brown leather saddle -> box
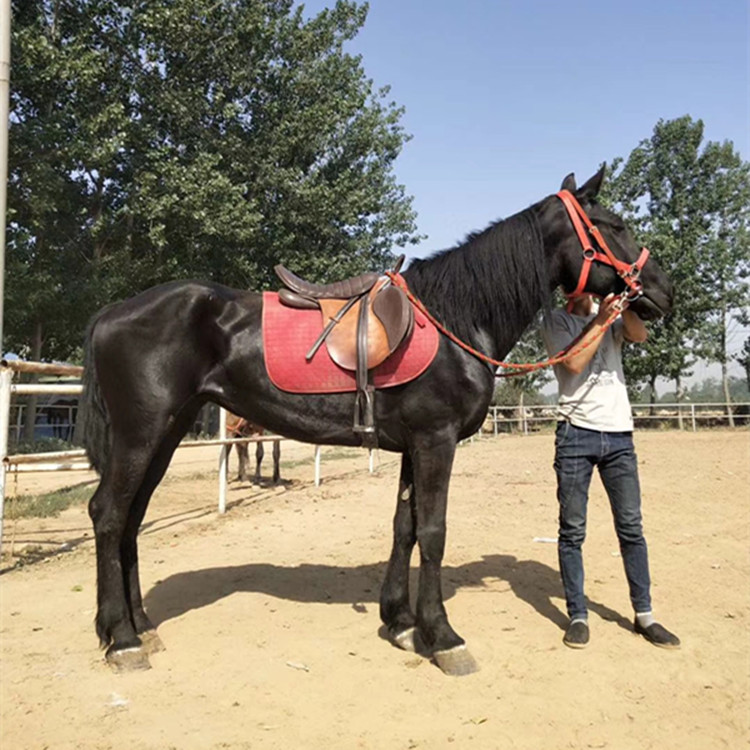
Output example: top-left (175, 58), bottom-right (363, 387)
top-left (274, 255), bottom-right (413, 446)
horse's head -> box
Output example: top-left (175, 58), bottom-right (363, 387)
top-left (542, 167), bottom-right (673, 320)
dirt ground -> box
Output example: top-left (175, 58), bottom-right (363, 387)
top-left (1, 430), bottom-right (748, 750)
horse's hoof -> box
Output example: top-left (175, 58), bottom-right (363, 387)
top-left (391, 626), bottom-right (417, 652)
top-left (433, 645), bottom-right (479, 676)
top-left (138, 630), bottom-right (166, 655)
top-left (105, 645), bottom-right (151, 673)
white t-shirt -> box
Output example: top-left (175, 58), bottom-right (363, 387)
top-left (542, 308), bottom-right (633, 432)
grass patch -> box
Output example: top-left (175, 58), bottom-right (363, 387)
top-left (161, 470), bottom-right (213, 485)
top-left (11, 437), bottom-right (77, 455)
top-left (6, 483), bottom-right (95, 519)
top-left (280, 447), bottom-right (364, 471)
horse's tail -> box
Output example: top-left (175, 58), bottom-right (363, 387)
top-left (81, 315), bottom-right (111, 475)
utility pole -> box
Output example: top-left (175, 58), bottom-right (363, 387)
top-left (0, 0), bottom-right (9, 559)
top-left (0, 0), bottom-right (9, 356)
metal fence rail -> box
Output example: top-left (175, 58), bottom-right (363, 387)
top-left (485, 402), bottom-right (750, 435)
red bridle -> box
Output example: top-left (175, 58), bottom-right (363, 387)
top-left (557, 189), bottom-right (649, 306)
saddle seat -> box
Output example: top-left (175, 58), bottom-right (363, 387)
top-left (274, 265), bottom-right (381, 301)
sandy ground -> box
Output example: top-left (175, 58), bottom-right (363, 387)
top-left (0, 430), bottom-right (748, 750)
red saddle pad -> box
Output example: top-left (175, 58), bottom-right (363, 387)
top-left (262, 290), bottom-right (439, 394)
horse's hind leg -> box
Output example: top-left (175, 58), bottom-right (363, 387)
top-left (236, 443), bottom-right (249, 482)
top-left (380, 453), bottom-right (418, 651)
top-left (271, 439), bottom-right (281, 484)
top-left (121, 402), bottom-right (202, 656)
top-left (89, 440), bottom-right (160, 671)
top-left (254, 440), bottom-right (264, 484)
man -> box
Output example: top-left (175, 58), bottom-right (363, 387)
top-left (542, 293), bottom-right (680, 650)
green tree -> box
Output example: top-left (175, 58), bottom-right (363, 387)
top-left (691, 144), bottom-right (750, 423)
top-left (6, 0), bottom-right (110, 362)
top-left (684, 376), bottom-right (750, 403)
top-left (735, 334), bottom-right (750, 392)
top-left (6, 0), bottom-right (421, 363)
top-left (603, 116), bottom-right (750, 406)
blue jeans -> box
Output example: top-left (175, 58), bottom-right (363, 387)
top-left (554, 422), bottom-right (651, 620)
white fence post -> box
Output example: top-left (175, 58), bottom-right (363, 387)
top-left (314, 445), bottom-right (321, 486)
top-left (0, 366), bottom-right (12, 559)
top-left (217, 408), bottom-right (228, 514)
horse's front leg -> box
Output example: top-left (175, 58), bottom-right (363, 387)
top-left (412, 437), bottom-right (478, 676)
top-left (380, 453), bottom-right (418, 651)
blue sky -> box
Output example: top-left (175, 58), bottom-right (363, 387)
top-left (300, 0), bottom-right (748, 384)
top-left (301, 0), bottom-right (748, 260)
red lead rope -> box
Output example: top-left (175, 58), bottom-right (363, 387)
top-left (385, 271), bottom-right (625, 377)
top-left (383, 189), bottom-right (649, 376)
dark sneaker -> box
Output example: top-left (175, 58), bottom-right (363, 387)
top-left (563, 620), bottom-right (589, 649)
top-left (634, 620), bottom-right (681, 649)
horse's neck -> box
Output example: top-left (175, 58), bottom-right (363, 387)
top-left (490, 309), bottom-right (541, 362)
top-left (404, 209), bottom-right (549, 362)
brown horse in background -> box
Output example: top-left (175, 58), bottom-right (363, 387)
top-left (225, 413), bottom-right (281, 484)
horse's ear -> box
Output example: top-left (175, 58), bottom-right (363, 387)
top-left (560, 173), bottom-right (577, 192)
top-left (577, 164), bottom-right (606, 200)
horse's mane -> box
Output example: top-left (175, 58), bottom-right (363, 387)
top-left (402, 205), bottom-right (550, 355)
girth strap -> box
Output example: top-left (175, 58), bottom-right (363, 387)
top-left (353, 297), bottom-right (377, 448)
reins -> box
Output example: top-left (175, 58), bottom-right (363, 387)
top-left (385, 190), bottom-right (648, 377)
top-left (385, 271), bottom-right (625, 376)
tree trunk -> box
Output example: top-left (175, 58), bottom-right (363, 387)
top-left (198, 402), bottom-right (213, 437)
top-left (722, 359), bottom-right (734, 428)
top-left (675, 375), bottom-right (684, 430)
top-left (648, 375), bottom-right (657, 418)
top-left (21, 321), bottom-right (44, 444)
top-left (719, 298), bottom-right (735, 427)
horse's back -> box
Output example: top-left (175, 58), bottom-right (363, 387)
top-left (94, 280), bottom-right (255, 325)
top-left (86, 281), bottom-right (263, 417)
top-left (90, 281), bottom-right (259, 352)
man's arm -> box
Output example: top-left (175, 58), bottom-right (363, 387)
top-left (622, 309), bottom-right (647, 343)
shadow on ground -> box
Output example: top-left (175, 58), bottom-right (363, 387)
top-left (144, 553), bottom-right (631, 633)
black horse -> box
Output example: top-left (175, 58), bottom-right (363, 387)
top-left (82, 168), bottom-right (673, 674)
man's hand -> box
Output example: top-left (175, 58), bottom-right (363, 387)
top-left (561, 293), bottom-right (633, 375)
top-left (594, 293), bottom-right (646, 342)
top-left (595, 293), bottom-right (628, 324)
